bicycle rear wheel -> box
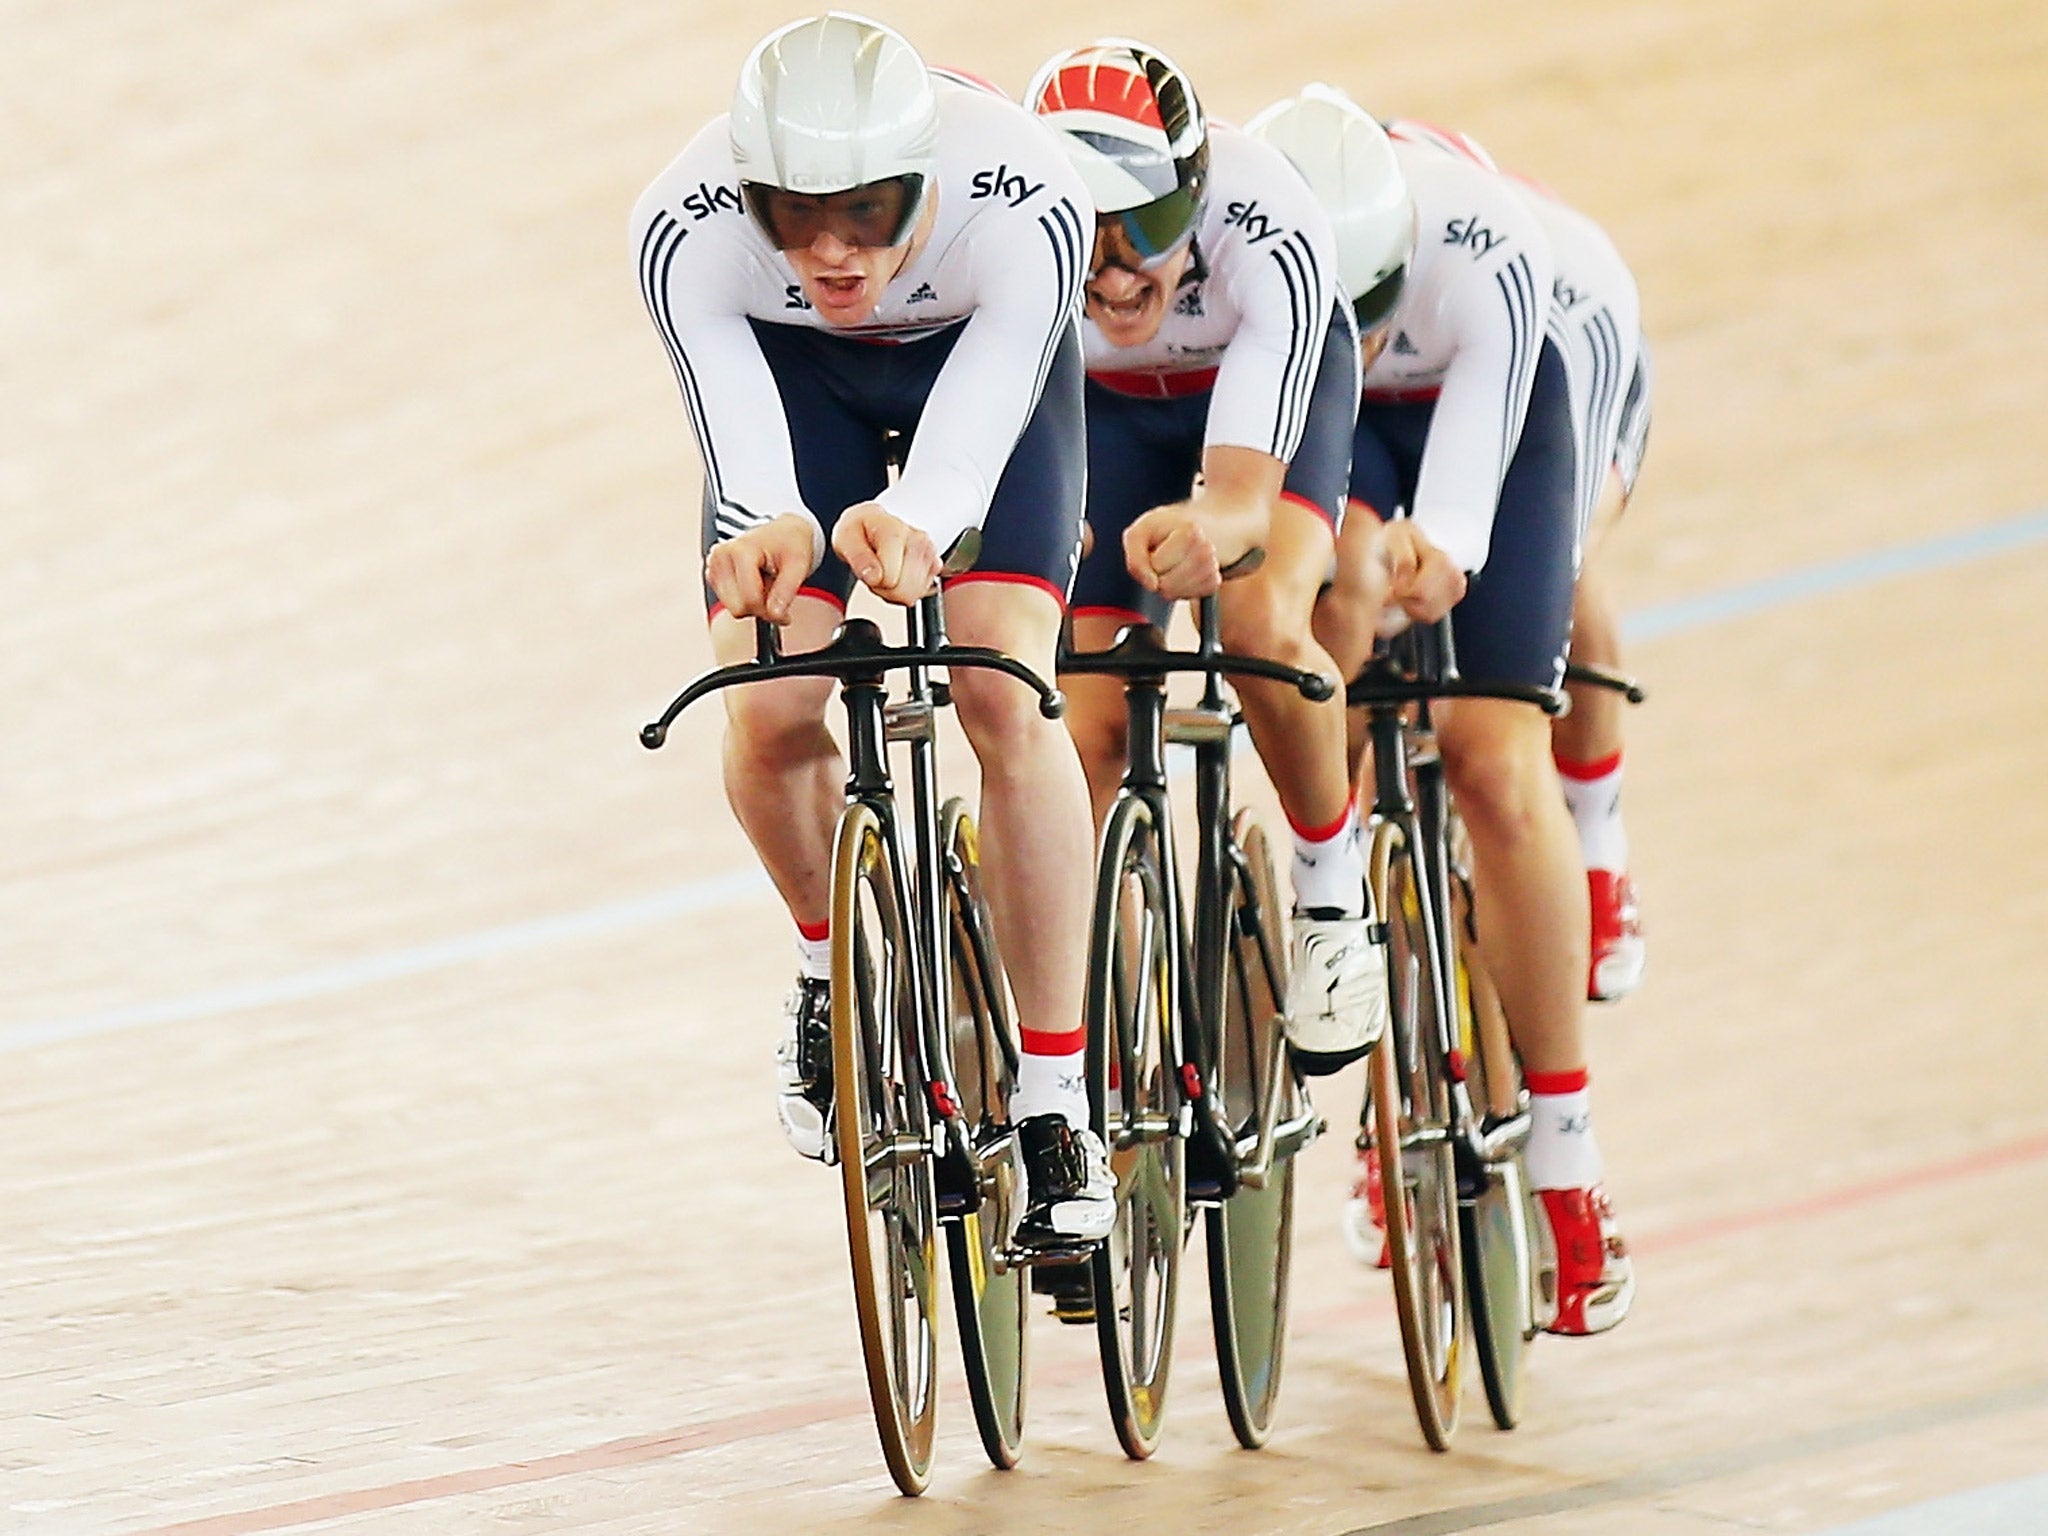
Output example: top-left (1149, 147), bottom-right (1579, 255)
top-left (1206, 812), bottom-right (1299, 1449)
top-left (1449, 827), bottom-right (1549, 1430)
top-left (831, 802), bottom-right (941, 1496)
top-left (937, 800), bottom-right (1029, 1471)
top-left (1366, 817), bottom-right (1465, 1451)
top-left (1087, 792), bottom-right (1186, 1460)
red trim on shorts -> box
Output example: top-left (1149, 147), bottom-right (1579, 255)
top-left (1363, 384), bottom-right (1443, 405)
top-left (705, 586), bottom-right (847, 625)
top-left (1088, 367), bottom-right (1221, 399)
top-left (1279, 489), bottom-right (1338, 531)
top-left (942, 570), bottom-right (1068, 609)
top-left (1072, 603), bottom-right (1150, 627)
top-left (1020, 1024), bottom-right (1088, 1057)
top-left (1285, 797), bottom-right (1355, 844)
top-left (1555, 750), bottom-right (1623, 781)
top-left (795, 917), bottom-right (830, 943)
top-left (1527, 1068), bottom-right (1590, 1096)
top-left (1347, 496), bottom-right (1394, 525)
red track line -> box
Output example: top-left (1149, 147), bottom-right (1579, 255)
top-left (133, 1130), bottom-right (2048, 1536)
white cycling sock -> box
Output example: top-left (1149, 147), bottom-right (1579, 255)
top-left (794, 924), bottom-right (831, 982)
top-left (1290, 802), bottom-right (1365, 916)
top-left (1524, 1072), bottom-right (1605, 1191)
top-left (1557, 752), bottom-right (1629, 875)
top-left (1010, 1024), bottom-right (1089, 1132)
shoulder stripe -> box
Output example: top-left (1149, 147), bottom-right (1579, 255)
top-left (1493, 252), bottom-right (1540, 494)
top-left (638, 212), bottom-right (765, 529)
top-left (1029, 199), bottom-right (1087, 417)
top-left (1264, 231), bottom-right (1329, 460)
top-left (1574, 305), bottom-right (1626, 534)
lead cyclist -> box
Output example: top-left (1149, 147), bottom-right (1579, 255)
top-left (629, 13), bottom-right (1113, 1245)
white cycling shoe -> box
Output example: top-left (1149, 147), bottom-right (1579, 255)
top-left (774, 978), bottom-right (835, 1163)
top-left (1015, 1114), bottom-right (1115, 1245)
top-left (1282, 908), bottom-right (1389, 1076)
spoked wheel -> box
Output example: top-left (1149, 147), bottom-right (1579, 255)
top-left (1448, 824), bottom-right (1549, 1430)
top-left (1366, 817), bottom-right (1465, 1451)
top-left (937, 800), bottom-right (1029, 1471)
top-left (1206, 812), bottom-right (1299, 1449)
top-left (831, 802), bottom-right (941, 1496)
top-left (1086, 793), bottom-right (1186, 1460)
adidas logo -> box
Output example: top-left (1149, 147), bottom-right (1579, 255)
top-left (1392, 331), bottom-right (1419, 356)
top-left (906, 281), bottom-right (938, 305)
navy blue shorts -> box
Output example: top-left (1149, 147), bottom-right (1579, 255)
top-left (701, 319), bottom-right (1086, 612)
top-left (1348, 339), bottom-right (1577, 690)
top-left (1070, 306), bottom-right (1356, 628)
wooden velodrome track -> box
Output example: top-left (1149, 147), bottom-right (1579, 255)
top-left (7, 0), bottom-right (2046, 1531)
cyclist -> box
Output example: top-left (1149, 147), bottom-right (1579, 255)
top-left (1027, 41), bottom-right (1386, 1077)
top-left (1248, 84), bottom-right (1634, 1334)
top-left (1387, 120), bottom-right (1653, 1003)
top-left (629, 13), bottom-right (1112, 1244)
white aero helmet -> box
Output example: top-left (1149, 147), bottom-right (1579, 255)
top-left (1246, 84), bottom-right (1414, 330)
top-left (730, 13), bottom-right (938, 249)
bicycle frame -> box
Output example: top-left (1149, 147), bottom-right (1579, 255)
top-left (1063, 598), bottom-right (1332, 1199)
top-left (642, 592), bottom-right (1066, 1249)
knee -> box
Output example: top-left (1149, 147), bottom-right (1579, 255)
top-left (724, 678), bottom-right (831, 765)
top-left (950, 668), bottom-right (1056, 765)
top-left (1218, 578), bottom-right (1300, 661)
top-left (1442, 734), bottom-right (1553, 838)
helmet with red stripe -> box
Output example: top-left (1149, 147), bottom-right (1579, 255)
top-left (1026, 41), bottom-right (1209, 263)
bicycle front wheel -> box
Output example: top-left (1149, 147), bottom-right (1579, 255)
top-left (937, 799), bottom-right (1029, 1471)
top-left (1449, 823), bottom-right (1545, 1430)
top-left (1087, 792), bottom-right (1186, 1460)
top-left (1367, 817), bottom-right (1465, 1451)
top-left (1206, 811), bottom-right (1298, 1449)
top-left (831, 802), bottom-right (941, 1496)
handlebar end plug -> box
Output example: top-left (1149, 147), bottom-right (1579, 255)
top-left (640, 722), bottom-right (668, 750)
top-left (1040, 689), bottom-right (1067, 721)
top-left (1300, 673), bottom-right (1336, 703)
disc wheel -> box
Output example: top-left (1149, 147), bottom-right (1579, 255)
top-left (831, 802), bottom-right (940, 1496)
top-left (1086, 793), bottom-right (1186, 1460)
top-left (1448, 823), bottom-right (1544, 1430)
top-left (1366, 817), bottom-right (1465, 1452)
top-left (937, 800), bottom-right (1029, 1470)
top-left (1206, 812), bottom-right (1299, 1449)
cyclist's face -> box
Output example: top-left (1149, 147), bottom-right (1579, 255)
top-left (1085, 222), bottom-right (1194, 348)
top-left (774, 188), bottom-right (935, 328)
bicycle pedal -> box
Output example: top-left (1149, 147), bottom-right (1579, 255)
top-left (1029, 1264), bottom-right (1097, 1324)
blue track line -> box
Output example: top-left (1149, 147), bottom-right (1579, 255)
top-left (6, 506), bottom-right (2045, 1055)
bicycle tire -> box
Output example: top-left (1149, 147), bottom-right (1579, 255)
top-left (937, 800), bottom-right (1029, 1471)
top-left (1206, 812), bottom-right (1298, 1449)
top-left (1366, 817), bottom-right (1465, 1451)
top-left (831, 802), bottom-right (941, 1496)
top-left (1086, 792), bottom-right (1186, 1460)
top-left (1448, 826), bottom-right (1549, 1430)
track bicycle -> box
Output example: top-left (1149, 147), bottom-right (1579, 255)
top-left (1056, 577), bottom-right (1333, 1456)
top-left (641, 535), bottom-right (1089, 1496)
top-left (1346, 619), bottom-right (1571, 1449)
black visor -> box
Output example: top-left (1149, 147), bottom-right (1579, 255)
top-left (1352, 265), bottom-right (1409, 333)
top-left (742, 175), bottom-right (926, 252)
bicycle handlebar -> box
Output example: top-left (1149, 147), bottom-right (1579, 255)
top-left (1057, 620), bottom-right (1336, 702)
top-left (1563, 661), bottom-right (1647, 704)
top-left (1344, 619), bottom-right (1566, 716)
top-left (640, 614), bottom-right (1066, 750)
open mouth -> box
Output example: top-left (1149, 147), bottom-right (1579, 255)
top-left (1087, 284), bottom-right (1158, 326)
